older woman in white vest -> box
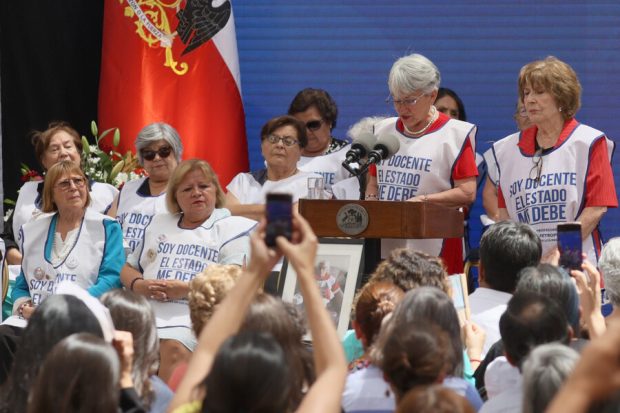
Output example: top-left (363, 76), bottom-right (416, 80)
top-left (121, 159), bottom-right (256, 381)
top-left (108, 122), bottom-right (184, 254)
top-left (3, 122), bottom-right (118, 265)
top-left (12, 161), bottom-right (125, 319)
top-left (493, 56), bottom-right (617, 263)
top-left (365, 53), bottom-right (478, 275)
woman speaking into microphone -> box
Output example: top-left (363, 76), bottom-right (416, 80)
top-left (365, 53), bottom-right (478, 274)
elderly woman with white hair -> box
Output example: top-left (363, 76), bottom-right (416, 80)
top-left (108, 122), bottom-right (184, 254)
top-left (599, 237), bottom-right (620, 319)
top-left (365, 53), bottom-right (478, 274)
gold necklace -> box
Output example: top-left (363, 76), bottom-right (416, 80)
top-left (403, 106), bottom-right (437, 136)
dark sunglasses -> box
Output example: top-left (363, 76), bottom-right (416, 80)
top-left (305, 119), bottom-right (324, 131)
top-left (142, 146), bottom-right (173, 161)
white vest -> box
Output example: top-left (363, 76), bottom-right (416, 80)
top-left (226, 170), bottom-right (325, 204)
top-left (136, 209), bottom-right (255, 327)
top-left (116, 177), bottom-right (167, 253)
top-left (373, 117), bottom-right (476, 257)
top-left (20, 210), bottom-right (111, 306)
top-left (493, 124), bottom-right (613, 262)
top-left (13, 180), bottom-right (117, 243)
top-left (297, 144), bottom-right (351, 190)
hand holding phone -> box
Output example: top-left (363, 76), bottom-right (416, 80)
top-left (557, 222), bottom-right (582, 271)
top-left (265, 193), bottom-right (293, 247)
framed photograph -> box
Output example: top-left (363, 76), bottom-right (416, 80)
top-left (448, 273), bottom-right (471, 324)
top-left (281, 238), bottom-right (364, 338)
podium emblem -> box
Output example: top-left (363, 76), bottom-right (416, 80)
top-left (336, 204), bottom-right (369, 236)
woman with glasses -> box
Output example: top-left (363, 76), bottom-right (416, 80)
top-left (493, 56), bottom-right (617, 263)
top-left (365, 53), bottom-right (478, 274)
top-left (108, 122), bottom-right (184, 254)
top-left (288, 88), bottom-right (351, 191)
top-left (121, 159), bottom-right (255, 381)
top-left (225, 115), bottom-right (325, 220)
top-left (11, 161), bottom-right (124, 320)
top-left (2, 122), bottom-right (118, 266)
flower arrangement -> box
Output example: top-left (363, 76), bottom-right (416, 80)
top-left (82, 121), bottom-right (146, 189)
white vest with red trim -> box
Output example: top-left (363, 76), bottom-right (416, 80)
top-left (373, 117), bottom-right (476, 258)
top-left (493, 124), bottom-right (613, 262)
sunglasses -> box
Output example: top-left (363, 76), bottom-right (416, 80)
top-left (142, 146), bottom-right (173, 161)
top-left (305, 119), bottom-right (324, 131)
top-left (56, 177), bottom-right (86, 192)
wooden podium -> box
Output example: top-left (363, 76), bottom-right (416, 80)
top-left (298, 199), bottom-right (464, 239)
top-left (299, 199), bottom-right (464, 278)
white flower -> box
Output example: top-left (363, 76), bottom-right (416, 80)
top-left (4, 208), bottom-right (13, 223)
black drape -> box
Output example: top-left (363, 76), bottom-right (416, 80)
top-left (0, 1), bottom-right (103, 200)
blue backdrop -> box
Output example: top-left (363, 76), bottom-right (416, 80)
top-left (234, 1), bottom-right (620, 247)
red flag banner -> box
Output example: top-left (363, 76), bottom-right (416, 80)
top-left (98, 0), bottom-right (248, 186)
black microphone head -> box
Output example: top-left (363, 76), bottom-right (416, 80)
top-left (352, 131), bottom-right (377, 153)
top-left (375, 134), bottom-right (401, 158)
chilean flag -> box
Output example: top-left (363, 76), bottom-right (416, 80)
top-left (98, 0), bottom-right (248, 186)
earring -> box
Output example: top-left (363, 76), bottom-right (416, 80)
top-left (559, 107), bottom-right (563, 112)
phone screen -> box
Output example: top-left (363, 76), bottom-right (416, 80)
top-left (265, 193), bottom-right (292, 247)
top-left (557, 223), bottom-right (582, 271)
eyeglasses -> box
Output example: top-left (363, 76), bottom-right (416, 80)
top-left (386, 93), bottom-right (427, 108)
top-left (305, 119), bottom-right (324, 131)
top-left (529, 149), bottom-right (543, 182)
top-left (55, 177), bottom-right (86, 191)
top-left (265, 134), bottom-right (299, 147)
top-left (142, 146), bottom-right (173, 161)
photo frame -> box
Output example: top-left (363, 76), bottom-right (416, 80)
top-left (448, 273), bottom-right (471, 325)
top-left (281, 238), bottom-right (364, 338)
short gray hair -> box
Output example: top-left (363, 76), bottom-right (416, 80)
top-left (599, 237), bottom-right (620, 307)
top-left (388, 53), bottom-right (441, 97)
top-left (522, 343), bottom-right (579, 413)
top-left (134, 122), bottom-right (184, 165)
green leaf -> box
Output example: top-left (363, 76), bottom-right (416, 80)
top-left (81, 136), bottom-right (90, 155)
top-left (113, 128), bottom-right (120, 147)
top-left (99, 128), bottom-right (116, 142)
top-left (91, 121), bottom-right (98, 138)
top-left (4, 199), bottom-right (16, 207)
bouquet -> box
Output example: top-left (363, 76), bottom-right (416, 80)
top-left (82, 121), bottom-right (146, 189)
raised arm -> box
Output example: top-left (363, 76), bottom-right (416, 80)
top-left (277, 214), bottom-right (348, 413)
top-left (167, 220), bottom-right (280, 412)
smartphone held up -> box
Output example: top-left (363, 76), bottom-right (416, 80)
top-left (265, 193), bottom-right (293, 247)
top-left (557, 222), bottom-right (582, 271)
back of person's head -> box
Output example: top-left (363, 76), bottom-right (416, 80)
top-left (369, 248), bottom-right (450, 294)
top-left (375, 321), bottom-right (450, 401)
top-left (202, 331), bottom-right (291, 413)
top-left (27, 333), bottom-right (119, 413)
top-left (396, 385), bottom-right (475, 413)
top-left (188, 264), bottom-right (242, 336)
top-left (521, 343), bottom-right (579, 413)
top-left (516, 264), bottom-right (580, 336)
top-left (101, 289), bottom-right (158, 407)
top-left (353, 281), bottom-right (404, 349)
top-left (240, 293), bottom-right (314, 411)
top-left (500, 292), bottom-right (570, 369)
top-left (599, 237), bottom-right (620, 308)
top-left (479, 221), bottom-right (542, 293)
top-left (0, 295), bottom-right (103, 413)
top-left (372, 287), bottom-right (462, 378)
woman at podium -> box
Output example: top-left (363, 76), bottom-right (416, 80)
top-left (365, 53), bottom-right (478, 274)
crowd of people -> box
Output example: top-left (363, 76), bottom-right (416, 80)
top-left (0, 51), bottom-right (617, 412)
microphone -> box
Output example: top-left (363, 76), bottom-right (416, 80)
top-left (366, 134), bottom-right (401, 166)
top-left (344, 131), bottom-right (377, 163)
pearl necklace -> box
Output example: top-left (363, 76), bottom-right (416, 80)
top-left (403, 106), bottom-right (437, 136)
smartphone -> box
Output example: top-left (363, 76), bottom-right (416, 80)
top-left (265, 193), bottom-right (293, 247)
top-left (557, 222), bottom-right (582, 271)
